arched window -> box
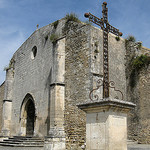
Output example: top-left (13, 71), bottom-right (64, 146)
top-left (31, 46), bottom-right (37, 59)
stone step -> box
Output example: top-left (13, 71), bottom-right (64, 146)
top-left (12, 136), bottom-right (44, 140)
top-left (127, 139), bottom-right (138, 144)
top-left (3, 140), bottom-right (44, 143)
top-left (7, 138), bottom-right (44, 142)
top-left (0, 141), bottom-right (44, 145)
top-left (0, 136), bottom-right (44, 147)
top-left (0, 142), bottom-right (44, 147)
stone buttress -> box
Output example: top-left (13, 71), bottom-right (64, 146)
top-left (45, 38), bottom-right (66, 150)
top-left (2, 67), bottom-right (14, 136)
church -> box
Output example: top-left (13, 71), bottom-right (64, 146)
top-left (0, 14), bottom-right (149, 149)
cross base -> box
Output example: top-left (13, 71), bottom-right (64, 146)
top-left (77, 98), bottom-right (135, 150)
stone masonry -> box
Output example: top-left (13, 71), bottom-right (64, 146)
top-left (126, 41), bottom-right (150, 144)
top-left (0, 82), bottom-right (4, 132)
top-left (0, 17), bottom-right (149, 149)
top-left (64, 20), bottom-right (126, 149)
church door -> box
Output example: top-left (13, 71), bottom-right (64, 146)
top-left (26, 99), bottom-right (35, 136)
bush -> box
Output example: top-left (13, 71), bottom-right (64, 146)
top-left (125, 35), bottom-right (136, 48)
top-left (126, 35), bottom-right (136, 42)
top-left (65, 13), bottom-right (80, 23)
top-left (132, 54), bottom-right (150, 71)
top-left (50, 34), bottom-right (58, 44)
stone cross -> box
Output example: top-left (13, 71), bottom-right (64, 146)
top-left (85, 2), bottom-right (123, 98)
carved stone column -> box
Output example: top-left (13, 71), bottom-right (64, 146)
top-left (2, 68), bottom-right (14, 136)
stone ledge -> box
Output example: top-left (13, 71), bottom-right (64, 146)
top-left (77, 98), bottom-right (135, 113)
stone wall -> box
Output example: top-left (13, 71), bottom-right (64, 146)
top-left (1, 18), bottom-right (145, 147)
top-left (126, 41), bottom-right (150, 144)
top-left (64, 21), bottom-right (126, 149)
top-left (64, 22), bottom-right (90, 149)
top-left (8, 19), bottom-right (66, 136)
top-left (0, 82), bottom-right (5, 131)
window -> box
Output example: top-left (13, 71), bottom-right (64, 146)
top-left (31, 46), bottom-right (37, 59)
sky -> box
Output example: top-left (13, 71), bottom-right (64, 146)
top-left (0, 0), bottom-right (150, 84)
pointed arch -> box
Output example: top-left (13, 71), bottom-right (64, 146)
top-left (20, 93), bottom-right (36, 136)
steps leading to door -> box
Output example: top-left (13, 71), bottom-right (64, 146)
top-left (0, 136), bottom-right (44, 147)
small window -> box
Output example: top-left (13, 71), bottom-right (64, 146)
top-left (31, 46), bottom-right (37, 59)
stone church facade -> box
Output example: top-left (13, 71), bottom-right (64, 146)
top-left (0, 18), bottom-right (149, 149)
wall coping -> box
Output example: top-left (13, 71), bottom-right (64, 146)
top-left (77, 98), bottom-right (135, 113)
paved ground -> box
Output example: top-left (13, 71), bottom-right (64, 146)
top-left (0, 144), bottom-right (149, 150)
top-left (128, 144), bottom-right (150, 150)
top-left (0, 146), bottom-right (44, 150)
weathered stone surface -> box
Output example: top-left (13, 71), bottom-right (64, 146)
top-left (126, 41), bottom-right (150, 144)
top-left (78, 99), bottom-right (135, 150)
top-left (64, 21), bottom-right (127, 149)
top-left (0, 82), bottom-right (5, 132)
top-left (44, 137), bottom-right (65, 150)
top-left (0, 17), bottom-right (149, 149)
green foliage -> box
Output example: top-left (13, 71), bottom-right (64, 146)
top-left (52, 20), bottom-right (59, 29)
top-left (125, 35), bottom-right (143, 50)
top-left (50, 34), bottom-right (58, 44)
top-left (125, 35), bottom-right (136, 48)
top-left (65, 13), bottom-right (80, 23)
top-left (115, 36), bottom-right (120, 41)
top-left (126, 35), bottom-right (136, 42)
top-left (132, 54), bottom-right (150, 71)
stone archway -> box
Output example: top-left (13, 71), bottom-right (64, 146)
top-left (20, 94), bottom-right (36, 136)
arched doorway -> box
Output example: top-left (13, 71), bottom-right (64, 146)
top-left (26, 99), bottom-right (35, 136)
top-left (20, 94), bottom-right (36, 136)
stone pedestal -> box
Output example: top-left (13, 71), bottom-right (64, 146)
top-left (77, 98), bottom-right (135, 150)
top-left (44, 136), bottom-right (66, 150)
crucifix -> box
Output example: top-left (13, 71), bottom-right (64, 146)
top-left (85, 2), bottom-right (123, 99)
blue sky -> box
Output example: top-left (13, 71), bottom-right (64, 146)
top-left (0, 0), bottom-right (150, 84)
